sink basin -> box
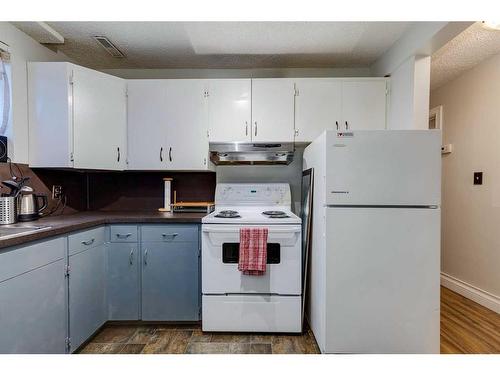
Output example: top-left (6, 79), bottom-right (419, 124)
top-left (0, 224), bottom-right (52, 240)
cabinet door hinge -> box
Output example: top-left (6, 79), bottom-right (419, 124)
top-left (125, 87), bottom-right (128, 98)
top-left (64, 265), bottom-right (71, 278)
top-left (294, 88), bottom-right (299, 96)
top-left (294, 129), bottom-right (299, 136)
top-left (65, 337), bottom-right (71, 350)
top-left (69, 72), bottom-right (74, 86)
top-left (204, 89), bottom-right (209, 98)
top-left (69, 152), bottom-right (74, 163)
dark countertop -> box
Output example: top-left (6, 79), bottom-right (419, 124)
top-left (0, 211), bottom-right (206, 250)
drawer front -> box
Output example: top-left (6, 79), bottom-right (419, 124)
top-left (141, 224), bottom-right (198, 243)
top-left (68, 226), bottom-right (105, 255)
top-left (109, 225), bottom-right (138, 243)
top-left (0, 237), bottom-right (66, 283)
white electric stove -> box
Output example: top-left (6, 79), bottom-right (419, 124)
top-left (201, 183), bottom-right (302, 333)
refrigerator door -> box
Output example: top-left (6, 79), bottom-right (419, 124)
top-left (325, 130), bottom-right (441, 206)
top-left (324, 207), bottom-right (440, 353)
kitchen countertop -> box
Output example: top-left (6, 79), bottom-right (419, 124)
top-left (0, 211), bottom-right (207, 250)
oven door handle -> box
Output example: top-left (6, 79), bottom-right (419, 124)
top-left (202, 227), bottom-right (301, 233)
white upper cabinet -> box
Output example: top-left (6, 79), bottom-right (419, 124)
top-left (28, 62), bottom-right (127, 170)
top-left (127, 80), bottom-right (168, 170)
top-left (341, 79), bottom-right (387, 131)
top-left (294, 79), bottom-right (342, 142)
top-left (28, 62), bottom-right (73, 168)
top-left (208, 79), bottom-right (251, 143)
top-left (251, 79), bottom-right (295, 143)
top-left (164, 80), bottom-right (210, 170)
top-left (72, 65), bottom-right (127, 170)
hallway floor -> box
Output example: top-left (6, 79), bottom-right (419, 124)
top-left (78, 287), bottom-right (499, 354)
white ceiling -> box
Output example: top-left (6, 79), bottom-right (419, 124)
top-left (431, 22), bottom-right (500, 91)
top-left (13, 22), bottom-right (413, 69)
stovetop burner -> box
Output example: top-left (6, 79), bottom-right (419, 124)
top-left (262, 210), bottom-right (285, 216)
top-left (262, 210), bottom-right (290, 218)
top-left (215, 210), bottom-right (241, 218)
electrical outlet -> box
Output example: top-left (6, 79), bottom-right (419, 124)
top-left (52, 185), bottom-right (63, 200)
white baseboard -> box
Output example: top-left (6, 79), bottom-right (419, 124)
top-left (441, 273), bottom-right (500, 314)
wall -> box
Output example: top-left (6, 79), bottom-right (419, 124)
top-left (387, 55), bottom-right (431, 130)
top-left (101, 67), bottom-right (371, 79)
top-left (430, 51), bottom-right (500, 299)
top-left (216, 146), bottom-right (305, 214)
top-left (0, 22), bottom-right (70, 163)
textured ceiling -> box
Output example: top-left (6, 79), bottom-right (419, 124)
top-left (13, 22), bottom-right (412, 69)
top-left (431, 22), bottom-right (500, 90)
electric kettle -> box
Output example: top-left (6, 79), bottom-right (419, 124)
top-left (18, 186), bottom-right (48, 222)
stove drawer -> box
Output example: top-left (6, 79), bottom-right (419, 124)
top-left (202, 295), bottom-right (302, 333)
top-left (201, 224), bottom-right (301, 295)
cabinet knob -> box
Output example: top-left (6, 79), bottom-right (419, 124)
top-left (144, 249), bottom-right (148, 265)
top-left (254, 121), bottom-right (258, 137)
top-left (117, 147), bottom-right (121, 162)
top-left (160, 147), bottom-right (163, 162)
top-left (345, 121), bottom-right (349, 130)
top-left (129, 249), bottom-right (134, 265)
top-left (336, 121), bottom-right (339, 131)
top-left (245, 121), bottom-right (248, 136)
top-left (169, 147), bottom-right (173, 162)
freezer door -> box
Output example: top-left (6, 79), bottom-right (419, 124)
top-left (324, 207), bottom-right (440, 353)
top-left (325, 130), bottom-right (441, 206)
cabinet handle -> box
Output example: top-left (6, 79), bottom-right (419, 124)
top-left (345, 121), bottom-right (349, 130)
top-left (162, 233), bottom-right (178, 239)
top-left (144, 249), bottom-right (148, 265)
top-left (129, 249), bottom-right (134, 265)
top-left (116, 233), bottom-right (132, 238)
top-left (81, 238), bottom-right (95, 246)
top-left (336, 121), bottom-right (339, 131)
top-left (117, 147), bottom-right (121, 162)
top-left (245, 121), bottom-right (248, 136)
top-left (254, 121), bottom-right (258, 137)
top-left (160, 147), bottom-right (163, 162)
top-left (169, 147), bottom-right (172, 162)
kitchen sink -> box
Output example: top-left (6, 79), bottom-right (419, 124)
top-left (0, 224), bottom-right (52, 240)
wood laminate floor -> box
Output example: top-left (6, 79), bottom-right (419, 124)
top-left (79, 287), bottom-right (499, 354)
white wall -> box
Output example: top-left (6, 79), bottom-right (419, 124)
top-left (387, 55), bottom-right (430, 130)
top-left (430, 51), bottom-right (500, 299)
top-left (0, 22), bottom-right (70, 163)
top-left (101, 67), bottom-right (371, 79)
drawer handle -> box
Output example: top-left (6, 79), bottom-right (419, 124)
top-left (162, 233), bottom-right (178, 238)
top-left (116, 233), bottom-right (132, 238)
top-left (81, 238), bottom-right (95, 246)
top-left (144, 249), bottom-right (148, 265)
top-left (129, 249), bottom-right (134, 265)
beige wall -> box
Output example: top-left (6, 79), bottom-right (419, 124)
top-left (431, 52), bottom-right (500, 297)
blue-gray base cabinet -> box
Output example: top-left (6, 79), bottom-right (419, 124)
top-left (68, 227), bottom-right (106, 352)
top-left (0, 237), bottom-right (67, 353)
top-left (140, 224), bottom-right (200, 321)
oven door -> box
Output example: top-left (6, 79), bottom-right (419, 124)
top-left (202, 224), bottom-right (302, 295)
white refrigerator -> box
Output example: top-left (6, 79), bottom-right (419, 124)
top-left (303, 130), bottom-right (441, 353)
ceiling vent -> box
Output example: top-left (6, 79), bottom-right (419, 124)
top-left (93, 36), bottom-right (125, 58)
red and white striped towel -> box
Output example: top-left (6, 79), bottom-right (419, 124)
top-left (238, 228), bottom-right (268, 276)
